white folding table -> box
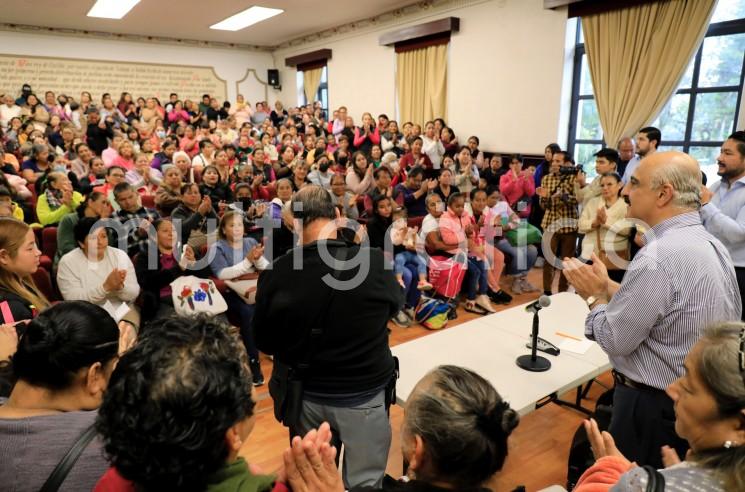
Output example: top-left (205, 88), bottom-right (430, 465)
top-left (392, 292), bottom-right (611, 415)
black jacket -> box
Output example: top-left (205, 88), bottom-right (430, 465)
top-left (86, 123), bottom-right (114, 156)
top-left (134, 247), bottom-right (212, 323)
top-left (352, 476), bottom-right (491, 492)
top-left (253, 240), bottom-right (402, 394)
top-left (0, 289), bottom-right (34, 334)
top-left (199, 183), bottom-right (234, 210)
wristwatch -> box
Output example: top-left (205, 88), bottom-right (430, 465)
top-left (586, 296), bottom-right (605, 309)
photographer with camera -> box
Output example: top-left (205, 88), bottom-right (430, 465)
top-left (537, 151), bottom-right (579, 295)
top-left (575, 148), bottom-right (620, 206)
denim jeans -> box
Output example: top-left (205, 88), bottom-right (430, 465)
top-left (496, 239), bottom-right (538, 275)
top-left (465, 256), bottom-right (488, 300)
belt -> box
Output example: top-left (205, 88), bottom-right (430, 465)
top-left (612, 370), bottom-right (665, 393)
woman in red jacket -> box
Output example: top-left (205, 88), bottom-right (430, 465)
top-left (499, 154), bottom-right (535, 218)
top-left (398, 137), bottom-right (433, 174)
top-left (353, 112), bottom-right (380, 157)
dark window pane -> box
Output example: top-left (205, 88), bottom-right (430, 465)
top-left (690, 146), bottom-right (723, 184)
top-left (580, 54), bottom-right (594, 96)
top-left (573, 143), bottom-right (602, 177)
top-left (577, 98), bottom-right (602, 140)
top-left (653, 93), bottom-right (690, 141)
top-left (691, 91), bottom-right (738, 141)
top-left (711, 0), bottom-right (745, 23)
top-left (699, 33), bottom-right (745, 88)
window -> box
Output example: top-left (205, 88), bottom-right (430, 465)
top-left (567, 0), bottom-right (745, 181)
top-left (296, 66), bottom-right (329, 117)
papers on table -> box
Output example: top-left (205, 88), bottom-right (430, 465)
top-left (558, 337), bottom-right (595, 355)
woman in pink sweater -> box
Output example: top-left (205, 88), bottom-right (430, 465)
top-left (166, 101), bottom-right (190, 127)
top-left (439, 193), bottom-right (494, 314)
top-left (499, 155), bottom-right (535, 218)
top-left (353, 112), bottom-right (380, 156)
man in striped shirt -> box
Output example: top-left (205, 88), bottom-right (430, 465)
top-left (563, 151), bottom-right (741, 468)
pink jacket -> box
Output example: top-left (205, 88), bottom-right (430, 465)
top-left (573, 456), bottom-right (634, 492)
top-left (499, 171), bottom-right (535, 218)
top-left (353, 127), bottom-right (380, 147)
top-left (167, 109), bottom-right (190, 124)
top-left (439, 210), bottom-right (471, 256)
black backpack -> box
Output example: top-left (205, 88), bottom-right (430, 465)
top-left (566, 388), bottom-right (615, 490)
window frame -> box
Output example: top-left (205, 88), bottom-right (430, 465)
top-left (296, 66), bottom-right (329, 117)
top-left (567, 17), bottom-right (745, 166)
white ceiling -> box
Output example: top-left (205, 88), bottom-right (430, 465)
top-left (0, 0), bottom-right (414, 47)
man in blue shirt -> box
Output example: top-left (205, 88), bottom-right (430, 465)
top-left (701, 131), bottom-right (745, 320)
top-left (621, 127), bottom-right (660, 184)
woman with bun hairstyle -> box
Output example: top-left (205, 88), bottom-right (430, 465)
top-left (0, 218), bottom-right (49, 326)
top-left (283, 365), bottom-right (520, 492)
top-left (0, 301), bottom-right (120, 491)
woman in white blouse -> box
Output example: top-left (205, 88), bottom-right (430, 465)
top-left (578, 172), bottom-right (630, 282)
top-left (422, 120), bottom-right (446, 171)
top-left (57, 216), bottom-right (141, 332)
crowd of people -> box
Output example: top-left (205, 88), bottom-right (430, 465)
top-left (0, 84), bottom-right (744, 492)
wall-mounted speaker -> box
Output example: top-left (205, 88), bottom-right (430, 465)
top-left (267, 69), bottom-right (280, 88)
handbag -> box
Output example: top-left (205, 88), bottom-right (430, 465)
top-left (642, 465), bottom-right (665, 492)
top-left (39, 424), bottom-right (97, 492)
top-left (170, 276), bottom-right (228, 317)
top-left (505, 222), bottom-right (542, 246)
top-left (595, 232), bottom-right (629, 271)
top-left (224, 274), bottom-right (259, 304)
top-left (414, 295), bottom-right (451, 330)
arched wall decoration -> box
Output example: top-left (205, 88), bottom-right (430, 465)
top-left (235, 68), bottom-right (270, 103)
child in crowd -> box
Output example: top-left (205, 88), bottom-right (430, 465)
top-left (391, 207), bottom-right (432, 291)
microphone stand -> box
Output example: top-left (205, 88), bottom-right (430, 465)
top-left (516, 307), bottom-right (551, 372)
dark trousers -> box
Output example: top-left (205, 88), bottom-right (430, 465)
top-left (608, 384), bottom-right (688, 468)
top-left (735, 267), bottom-right (745, 321)
top-left (225, 291), bottom-right (258, 360)
top-left (543, 231), bottom-right (578, 292)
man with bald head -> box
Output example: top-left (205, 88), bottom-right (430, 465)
top-left (563, 151), bottom-right (741, 467)
top-left (616, 137), bottom-right (635, 178)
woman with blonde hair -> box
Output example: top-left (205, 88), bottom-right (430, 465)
top-left (111, 139), bottom-right (136, 171)
top-left (229, 94), bottom-right (252, 127)
top-left (0, 218), bottom-right (49, 325)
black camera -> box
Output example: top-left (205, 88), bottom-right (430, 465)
top-left (559, 164), bottom-right (583, 176)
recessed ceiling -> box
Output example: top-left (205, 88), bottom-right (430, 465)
top-left (0, 0), bottom-right (416, 46)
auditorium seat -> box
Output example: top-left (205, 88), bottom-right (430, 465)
top-left (407, 216), bottom-right (424, 230)
top-left (41, 226), bottom-right (57, 260)
top-left (141, 194), bottom-right (156, 209)
top-left (31, 266), bottom-right (61, 303)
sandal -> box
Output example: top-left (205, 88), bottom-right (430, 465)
top-left (464, 300), bottom-right (487, 315)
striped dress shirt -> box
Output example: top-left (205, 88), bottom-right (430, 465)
top-left (585, 212), bottom-right (742, 389)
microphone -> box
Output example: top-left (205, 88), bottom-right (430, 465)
top-left (525, 295), bottom-right (551, 313)
top-left (517, 295), bottom-right (552, 372)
